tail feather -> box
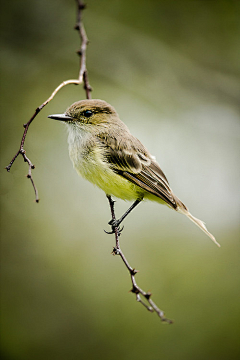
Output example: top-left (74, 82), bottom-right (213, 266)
top-left (186, 212), bottom-right (220, 247)
top-left (176, 199), bottom-right (220, 247)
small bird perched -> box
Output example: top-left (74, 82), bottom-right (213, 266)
top-left (48, 99), bottom-right (220, 247)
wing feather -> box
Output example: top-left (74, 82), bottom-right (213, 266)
top-left (97, 132), bottom-right (177, 209)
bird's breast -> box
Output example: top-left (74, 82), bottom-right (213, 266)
top-left (66, 126), bottom-right (141, 201)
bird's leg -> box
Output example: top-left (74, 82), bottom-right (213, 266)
top-left (105, 196), bottom-right (142, 234)
top-left (109, 199), bottom-right (142, 227)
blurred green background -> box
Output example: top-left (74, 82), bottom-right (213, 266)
top-left (1, 0), bottom-right (240, 359)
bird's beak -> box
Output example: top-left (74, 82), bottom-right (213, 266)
top-left (48, 113), bottom-right (73, 122)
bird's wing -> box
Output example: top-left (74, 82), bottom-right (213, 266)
top-left (97, 133), bottom-right (177, 209)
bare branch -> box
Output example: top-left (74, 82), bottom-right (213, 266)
top-left (5, 0), bottom-right (91, 201)
top-left (20, 149), bottom-right (39, 203)
top-left (106, 195), bottom-right (173, 324)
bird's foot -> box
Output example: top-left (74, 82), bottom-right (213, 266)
top-left (104, 219), bottom-right (124, 235)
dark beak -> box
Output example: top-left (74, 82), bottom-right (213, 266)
top-left (48, 113), bottom-right (73, 122)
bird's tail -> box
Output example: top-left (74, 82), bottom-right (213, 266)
top-left (186, 212), bottom-right (220, 247)
top-left (176, 199), bottom-right (220, 247)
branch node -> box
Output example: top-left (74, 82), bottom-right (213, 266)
top-left (130, 268), bottom-right (138, 276)
top-left (84, 83), bottom-right (92, 91)
top-left (77, 1), bottom-right (86, 11)
top-left (112, 247), bottom-right (120, 256)
top-left (131, 286), bottom-right (140, 295)
top-left (145, 292), bottom-right (152, 300)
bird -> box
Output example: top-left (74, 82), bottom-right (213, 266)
top-left (48, 99), bottom-right (220, 247)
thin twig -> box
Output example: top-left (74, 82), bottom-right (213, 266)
top-left (74, 0), bottom-right (92, 99)
top-left (5, 0), bottom-right (91, 201)
top-left (20, 149), bottom-right (39, 202)
top-left (106, 195), bottom-right (173, 324)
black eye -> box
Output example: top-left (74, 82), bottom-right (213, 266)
top-left (83, 110), bottom-right (93, 118)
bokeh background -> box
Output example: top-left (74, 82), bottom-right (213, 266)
top-left (1, 1), bottom-right (240, 359)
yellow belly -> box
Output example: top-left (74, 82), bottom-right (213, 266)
top-left (69, 144), bottom-right (142, 201)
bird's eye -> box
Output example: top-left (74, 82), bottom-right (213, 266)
top-left (83, 110), bottom-right (93, 118)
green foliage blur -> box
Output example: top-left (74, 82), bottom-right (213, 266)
top-left (1, 1), bottom-right (240, 359)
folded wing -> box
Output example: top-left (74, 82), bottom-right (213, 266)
top-left (97, 132), bottom-right (177, 209)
